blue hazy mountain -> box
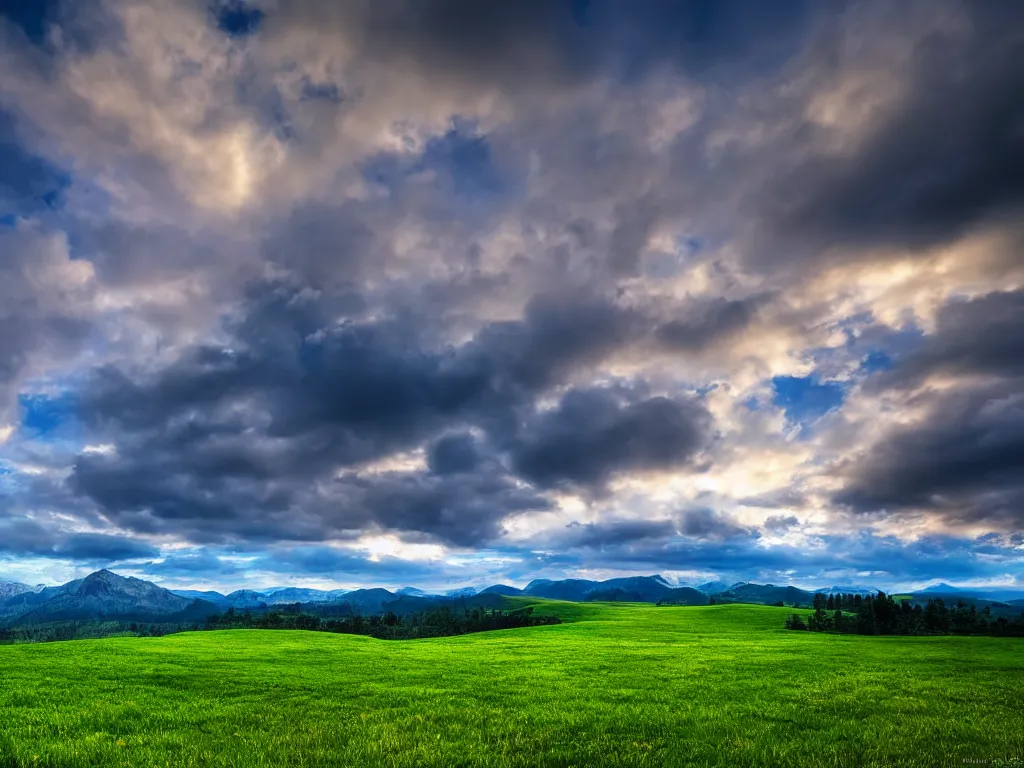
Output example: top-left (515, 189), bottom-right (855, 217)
top-left (1, 570), bottom-right (217, 624)
top-left (524, 575), bottom-right (708, 605)
top-left (5, 571), bottom-right (1018, 627)
top-left (479, 584), bottom-right (524, 596)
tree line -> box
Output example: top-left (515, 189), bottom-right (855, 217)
top-left (203, 604), bottom-right (561, 639)
top-left (0, 605), bottom-right (561, 644)
top-left (784, 592), bottom-right (1024, 636)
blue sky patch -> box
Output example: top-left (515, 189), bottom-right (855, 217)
top-left (421, 125), bottom-right (505, 201)
top-left (214, 1), bottom-right (264, 37)
top-left (18, 392), bottom-right (79, 438)
top-left (0, 0), bottom-right (59, 44)
top-left (771, 375), bottom-right (846, 429)
top-left (362, 122), bottom-right (509, 204)
top-left (0, 111), bottom-right (71, 216)
top-left (859, 349), bottom-right (894, 373)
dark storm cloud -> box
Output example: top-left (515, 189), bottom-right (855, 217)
top-left (551, 508), bottom-right (749, 550)
top-left (328, 468), bottom-right (551, 547)
top-left (0, 518), bottom-right (158, 561)
top-left (510, 388), bottom-right (713, 491)
top-left (248, 547), bottom-right (442, 581)
top-left (52, 532), bottom-right (158, 560)
top-left (835, 382), bottom-right (1024, 527)
top-left (470, 292), bottom-right (642, 392)
top-left (77, 286), bottom-right (650, 450)
top-left (677, 507), bottom-right (749, 539)
top-left (72, 282), bottom-right (714, 545)
top-left (765, 1), bottom-right (1024, 253)
top-left (869, 291), bottom-right (1024, 391)
top-left (140, 551), bottom-right (243, 578)
top-left (2, 0), bottom-right (1020, 590)
top-left (427, 433), bottom-right (483, 475)
top-left (654, 295), bottom-right (769, 352)
top-left (837, 290), bottom-right (1024, 528)
top-left (271, 0), bottom-right (813, 93)
top-left (557, 518), bottom-right (678, 549)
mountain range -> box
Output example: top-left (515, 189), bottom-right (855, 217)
top-left (0, 570), bottom-right (217, 625)
top-left (0, 582), bottom-right (40, 599)
top-left (2, 571), bottom-right (1022, 628)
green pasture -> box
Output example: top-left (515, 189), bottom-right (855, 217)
top-left (1, 602), bottom-right (1021, 767)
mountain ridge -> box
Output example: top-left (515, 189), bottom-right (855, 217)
top-left (5, 570), bottom-right (218, 625)
top-left (3, 571), bottom-right (1022, 627)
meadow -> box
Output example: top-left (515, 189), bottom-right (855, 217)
top-left (1, 601), bottom-right (1021, 767)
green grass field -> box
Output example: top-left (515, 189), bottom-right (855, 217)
top-left (1, 602), bottom-right (1022, 767)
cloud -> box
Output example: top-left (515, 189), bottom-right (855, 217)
top-left (869, 290), bottom-right (1024, 391)
top-left (654, 295), bottom-right (769, 353)
top-left (427, 433), bottom-right (484, 475)
top-left (556, 518), bottom-right (679, 549)
top-left (0, 518), bottom-right (158, 562)
top-left (0, 224), bottom-right (95, 424)
top-left (0, 0), bottom-right (1020, 590)
top-left (249, 547), bottom-right (443, 581)
top-left (760, 1), bottom-right (1024, 255)
top-left (510, 388), bottom-right (713, 492)
top-left (677, 507), bottom-right (750, 540)
top-left (835, 382), bottom-right (1024, 529)
top-left (66, 275), bottom-right (726, 547)
top-left (140, 550), bottom-right (244, 578)
top-left (836, 289), bottom-right (1024, 530)
top-left (764, 515), bottom-right (800, 533)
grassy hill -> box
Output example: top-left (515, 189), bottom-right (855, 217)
top-left (0, 601), bottom-right (1021, 767)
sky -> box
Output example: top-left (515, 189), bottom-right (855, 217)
top-left (0, 0), bottom-right (1022, 593)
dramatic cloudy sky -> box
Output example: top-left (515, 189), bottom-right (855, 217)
top-left (1, 0), bottom-right (1022, 592)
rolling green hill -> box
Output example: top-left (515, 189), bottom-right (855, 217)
top-left (1, 601), bottom-right (1021, 767)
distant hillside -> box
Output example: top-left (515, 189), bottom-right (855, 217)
top-left (8, 570), bottom-right (1016, 625)
top-left (523, 578), bottom-right (602, 600)
top-left (0, 580), bottom-right (83, 621)
top-left (522, 576), bottom-right (707, 605)
top-left (0, 582), bottom-right (35, 600)
top-left (171, 589), bottom-right (231, 606)
top-left (396, 587), bottom-right (432, 597)
top-left (714, 583), bottom-right (815, 606)
top-left (341, 588), bottom-right (403, 615)
top-left (914, 585), bottom-right (1024, 603)
top-left (181, 587), bottom-right (354, 608)
top-left (479, 584), bottom-right (523, 596)
top-left (6, 571), bottom-right (218, 625)
top-left (902, 592), bottom-right (1023, 618)
top-left (584, 576), bottom-right (707, 605)
top-left (261, 587), bottom-right (349, 604)
top-left (694, 580), bottom-right (736, 595)
top-left (224, 589), bottom-right (269, 608)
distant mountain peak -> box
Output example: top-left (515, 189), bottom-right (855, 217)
top-left (921, 582), bottom-right (961, 593)
top-left (396, 587), bottom-right (431, 597)
top-left (2, 569), bottom-right (217, 625)
top-left (0, 581), bottom-right (33, 600)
